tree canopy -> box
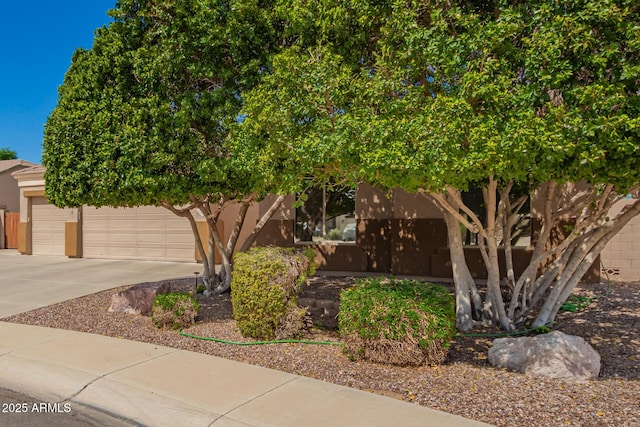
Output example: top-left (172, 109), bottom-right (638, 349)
top-left (0, 147), bottom-right (17, 160)
top-left (43, 0), bottom-right (299, 290)
top-left (43, 0), bottom-right (640, 324)
top-left (241, 0), bottom-right (640, 329)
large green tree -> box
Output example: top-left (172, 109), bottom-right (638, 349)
top-left (0, 147), bottom-right (17, 160)
top-left (241, 0), bottom-right (640, 330)
top-left (43, 0), bottom-right (297, 292)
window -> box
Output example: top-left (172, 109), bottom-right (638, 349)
top-left (461, 184), bottom-right (531, 247)
top-left (295, 183), bottom-right (356, 243)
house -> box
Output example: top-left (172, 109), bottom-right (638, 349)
top-left (13, 166), bottom-right (640, 281)
top-left (0, 159), bottom-right (37, 249)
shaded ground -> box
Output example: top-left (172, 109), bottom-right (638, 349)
top-left (2, 277), bottom-right (638, 427)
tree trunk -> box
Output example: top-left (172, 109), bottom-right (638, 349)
top-left (531, 198), bottom-right (640, 327)
top-left (161, 202), bottom-right (216, 288)
top-left (239, 194), bottom-right (287, 252)
top-left (482, 179), bottom-right (513, 331)
top-left (443, 210), bottom-right (478, 331)
top-left (209, 220), bottom-right (232, 294)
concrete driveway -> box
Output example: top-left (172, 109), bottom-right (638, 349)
top-left (0, 251), bottom-right (201, 317)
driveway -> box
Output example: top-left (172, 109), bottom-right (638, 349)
top-left (0, 251), bottom-right (201, 317)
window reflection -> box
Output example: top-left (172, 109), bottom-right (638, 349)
top-left (295, 183), bottom-right (356, 243)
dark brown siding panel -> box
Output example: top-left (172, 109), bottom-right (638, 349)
top-left (296, 244), bottom-right (368, 271)
top-left (391, 218), bottom-right (448, 276)
top-left (254, 219), bottom-right (294, 247)
top-left (357, 219), bottom-right (392, 272)
top-left (431, 247), bottom-right (534, 280)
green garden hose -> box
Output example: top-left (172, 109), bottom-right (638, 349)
top-left (180, 264), bottom-right (615, 345)
top-left (453, 323), bottom-right (554, 338)
top-left (178, 329), bottom-right (343, 346)
top-left (178, 326), bottom-right (552, 345)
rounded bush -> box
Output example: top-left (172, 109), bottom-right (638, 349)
top-left (339, 277), bottom-right (456, 366)
top-left (152, 292), bottom-right (199, 330)
top-left (231, 246), bottom-right (314, 340)
top-left (326, 228), bottom-right (343, 240)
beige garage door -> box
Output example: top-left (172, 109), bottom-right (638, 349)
top-left (83, 206), bottom-right (195, 262)
top-left (31, 197), bottom-right (67, 255)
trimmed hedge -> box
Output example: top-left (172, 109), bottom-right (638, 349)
top-left (231, 246), bottom-right (314, 340)
top-left (339, 277), bottom-right (456, 366)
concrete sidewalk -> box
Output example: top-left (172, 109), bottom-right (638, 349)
top-left (0, 253), bottom-right (492, 426)
top-left (0, 322), bottom-right (491, 427)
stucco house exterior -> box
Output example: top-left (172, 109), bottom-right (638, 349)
top-left (0, 159), bottom-right (37, 249)
top-left (12, 165), bottom-right (640, 281)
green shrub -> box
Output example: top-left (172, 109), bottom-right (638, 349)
top-left (339, 277), bottom-right (456, 366)
top-left (326, 228), bottom-right (343, 240)
top-left (231, 246), bottom-right (314, 340)
top-left (152, 292), bottom-right (200, 330)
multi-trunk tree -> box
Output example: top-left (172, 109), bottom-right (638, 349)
top-left (43, 0), bottom-right (297, 292)
top-left (241, 0), bottom-right (640, 330)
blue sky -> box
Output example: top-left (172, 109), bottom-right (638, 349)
top-left (0, 1), bottom-right (115, 164)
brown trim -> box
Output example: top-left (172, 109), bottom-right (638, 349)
top-left (65, 221), bottom-right (82, 258)
top-left (17, 222), bottom-right (32, 255)
top-left (23, 190), bottom-right (45, 197)
top-left (296, 243), bottom-right (368, 271)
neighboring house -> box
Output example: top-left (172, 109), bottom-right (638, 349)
top-left (13, 166), bottom-right (640, 281)
top-left (0, 159), bottom-right (37, 249)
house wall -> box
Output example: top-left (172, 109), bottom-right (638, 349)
top-left (601, 197), bottom-right (640, 281)
top-left (0, 161), bottom-right (37, 212)
top-left (251, 183), bottom-right (606, 281)
top-left (254, 194), bottom-right (295, 247)
top-left (12, 165), bottom-right (635, 282)
top-left (0, 171), bottom-right (21, 212)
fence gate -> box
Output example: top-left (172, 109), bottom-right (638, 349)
top-left (5, 212), bottom-right (19, 249)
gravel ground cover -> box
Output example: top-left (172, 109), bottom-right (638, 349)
top-left (2, 276), bottom-right (638, 427)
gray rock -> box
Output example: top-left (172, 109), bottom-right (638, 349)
top-left (320, 308), bottom-right (339, 329)
top-left (297, 297), bottom-right (315, 308)
top-left (488, 330), bottom-right (600, 380)
top-left (316, 299), bottom-right (336, 309)
top-left (108, 282), bottom-right (171, 316)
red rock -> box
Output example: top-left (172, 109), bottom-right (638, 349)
top-left (108, 282), bottom-right (171, 316)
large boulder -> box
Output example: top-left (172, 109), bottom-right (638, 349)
top-left (109, 282), bottom-right (171, 316)
top-left (488, 331), bottom-right (600, 380)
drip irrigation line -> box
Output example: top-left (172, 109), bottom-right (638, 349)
top-left (178, 329), bottom-right (343, 346)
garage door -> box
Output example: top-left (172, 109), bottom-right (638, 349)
top-left (82, 206), bottom-right (195, 262)
top-left (31, 197), bottom-right (67, 255)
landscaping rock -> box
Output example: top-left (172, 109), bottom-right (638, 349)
top-left (316, 299), bottom-right (335, 309)
top-left (488, 330), bottom-right (601, 380)
top-left (306, 306), bottom-right (324, 317)
top-left (321, 308), bottom-right (339, 329)
top-left (297, 297), bottom-right (315, 308)
top-left (109, 282), bottom-right (171, 316)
